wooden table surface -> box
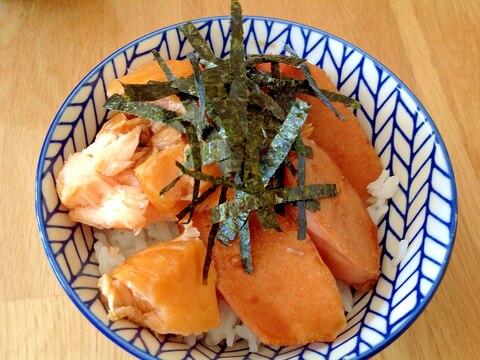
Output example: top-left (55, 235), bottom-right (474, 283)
top-left (1, 0), bottom-right (479, 358)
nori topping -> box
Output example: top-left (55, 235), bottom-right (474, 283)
top-left (176, 184), bottom-right (219, 221)
top-left (152, 49), bottom-right (176, 81)
top-left (246, 54), bottom-right (307, 66)
top-left (123, 81), bottom-right (178, 101)
top-left (202, 186), bottom-right (228, 283)
top-left (260, 99), bottom-right (311, 185)
top-left (104, 94), bottom-right (184, 131)
top-left (178, 21), bottom-right (220, 66)
top-left (285, 45), bottom-right (346, 120)
top-left (238, 218), bottom-right (253, 273)
top-left (294, 137), bottom-right (307, 240)
top-left (101, 0), bottom-right (364, 275)
top-left (159, 173), bottom-right (183, 196)
top-left (210, 184), bottom-right (337, 223)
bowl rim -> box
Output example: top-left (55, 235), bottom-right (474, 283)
top-left (35, 15), bottom-right (458, 360)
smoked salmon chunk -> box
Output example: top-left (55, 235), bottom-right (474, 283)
top-left (98, 225), bottom-right (220, 336)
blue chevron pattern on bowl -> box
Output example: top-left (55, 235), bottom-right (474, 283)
top-left (35, 16), bottom-right (457, 360)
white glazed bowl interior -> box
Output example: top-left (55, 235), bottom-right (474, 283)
top-left (36, 16), bottom-right (457, 360)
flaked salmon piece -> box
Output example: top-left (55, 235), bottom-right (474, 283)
top-left (134, 143), bottom-right (224, 221)
top-left (150, 123), bottom-right (184, 151)
top-left (258, 62), bottom-right (383, 203)
top-left (56, 151), bottom-right (117, 208)
top-left (56, 123), bottom-right (154, 230)
top-left (285, 139), bottom-right (380, 292)
top-left (98, 224), bottom-right (220, 336)
top-left (57, 126), bottom-right (140, 207)
top-left (98, 113), bottom-right (150, 137)
top-left (193, 212), bottom-right (346, 346)
top-left (69, 184), bottom-right (149, 230)
top-left (107, 60), bottom-right (194, 97)
top-left (134, 143), bottom-right (191, 221)
top-left (87, 126), bottom-right (141, 177)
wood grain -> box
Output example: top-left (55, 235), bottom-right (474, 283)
top-left (1, 0), bottom-right (479, 358)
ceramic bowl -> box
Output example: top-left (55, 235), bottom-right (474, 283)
top-left (35, 16), bottom-right (457, 359)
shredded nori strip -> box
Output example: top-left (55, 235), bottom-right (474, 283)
top-left (257, 206), bottom-right (282, 231)
top-left (216, 210), bottom-right (248, 245)
top-left (246, 54), bottom-right (307, 66)
top-left (210, 184), bottom-right (337, 223)
top-left (159, 173), bottom-right (183, 196)
top-left (183, 123), bottom-right (202, 223)
top-left (152, 50), bottom-right (176, 81)
top-left (271, 62), bottom-right (281, 78)
top-left (176, 184), bottom-right (219, 221)
top-left (176, 161), bottom-right (244, 191)
top-left (295, 137), bottom-right (307, 240)
top-left (305, 199), bottom-right (321, 211)
top-left (187, 52), bottom-right (208, 138)
top-left (246, 79), bottom-right (286, 120)
top-left (104, 94), bottom-right (184, 131)
top-left (178, 21), bottom-right (220, 66)
top-left (202, 186), bottom-right (228, 283)
top-left (123, 81), bottom-right (178, 101)
top-left (261, 99), bottom-right (311, 185)
top-left (238, 218), bottom-right (253, 273)
top-left (184, 138), bottom-right (232, 168)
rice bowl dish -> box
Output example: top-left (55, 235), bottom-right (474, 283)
top-left (35, 8), bottom-right (457, 360)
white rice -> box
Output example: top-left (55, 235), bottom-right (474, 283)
top-left (367, 170), bottom-right (409, 265)
top-left (392, 238), bottom-right (409, 266)
top-left (336, 280), bottom-right (353, 313)
top-left (366, 169), bottom-right (400, 226)
top-left (94, 222), bottom-right (180, 275)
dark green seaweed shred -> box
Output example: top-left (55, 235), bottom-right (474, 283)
top-left (202, 186), bottom-right (228, 283)
top-left (294, 137), bottom-right (307, 240)
top-left (261, 99), bottom-right (311, 184)
top-left (176, 161), bottom-right (244, 191)
top-left (243, 111), bottom-right (264, 192)
top-left (305, 199), bottom-right (321, 211)
top-left (285, 45), bottom-right (346, 121)
top-left (187, 52), bottom-right (208, 138)
top-left (217, 210), bottom-right (249, 245)
top-left (246, 54), bottom-right (307, 66)
top-left (271, 62), bottom-right (281, 78)
top-left (256, 206), bottom-right (282, 231)
top-left (176, 184), bottom-right (219, 222)
top-left (159, 173), bottom-right (183, 196)
top-left (123, 81), bottom-right (178, 101)
top-left (246, 79), bottom-right (286, 120)
top-left (104, 94), bottom-right (185, 131)
top-left (152, 49), bottom-right (176, 81)
top-left (185, 138), bottom-right (232, 168)
top-left (314, 89), bottom-right (361, 109)
top-left (210, 184), bottom-right (337, 223)
top-left (178, 21), bottom-right (220, 66)
top-left (183, 122), bottom-right (202, 223)
top-left (238, 218), bottom-right (253, 273)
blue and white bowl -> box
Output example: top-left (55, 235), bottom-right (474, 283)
top-left (35, 16), bottom-right (457, 359)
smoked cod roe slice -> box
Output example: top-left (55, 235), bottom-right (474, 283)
top-left (258, 62), bottom-right (383, 202)
top-left (285, 140), bottom-right (380, 292)
top-left (193, 212), bottom-right (346, 345)
top-left (98, 225), bottom-right (220, 336)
